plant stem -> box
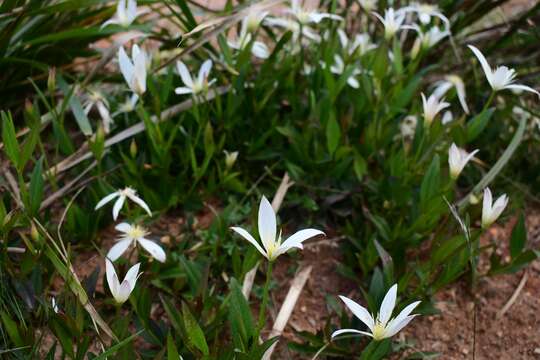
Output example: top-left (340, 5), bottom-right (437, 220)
top-left (482, 91), bottom-right (495, 112)
top-left (257, 260), bottom-right (273, 337)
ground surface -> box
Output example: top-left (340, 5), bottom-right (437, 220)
top-left (268, 209), bottom-right (540, 359)
top-left (51, 207), bottom-right (540, 359)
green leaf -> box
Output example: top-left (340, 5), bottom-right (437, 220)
top-left (0, 311), bottom-right (23, 347)
top-left (228, 278), bottom-right (255, 350)
top-left (490, 250), bottom-right (539, 275)
top-left (466, 108), bottom-right (494, 142)
top-left (93, 331), bottom-right (143, 360)
top-left (420, 155), bottom-right (440, 208)
top-left (181, 302), bottom-right (209, 356)
top-left (326, 114), bottom-right (341, 155)
top-left (57, 76), bottom-right (93, 136)
top-left (1, 111), bottom-right (21, 170)
top-left (29, 157), bottom-right (44, 215)
top-left (167, 333), bottom-right (181, 360)
top-left (353, 153), bottom-right (367, 181)
top-left (510, 213), bottom-right (527, 258)
top-left (20, 119), bottom-right (40, 170)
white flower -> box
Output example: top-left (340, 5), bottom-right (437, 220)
top-left (175, 60), bottom-right (216, 95)
top-left (286, 0), bottom-right (342, 25)
top-left (421, 92), bottom-right (449, 126)
top-left (481, 187), bottom-right (509, 229)
top-left (332, 284), bottom-right (421, 341)
top-left (224, 150), bottom-right (239, 170)
top-left (398, 3), bottom-right (449, 28)
top-left (231, 196), bottom-right (324, 261)
top-left (372, 8), bottom-right (407, 40)
top-left (358, 0), bottom-right (377, 12)
top-left (101, 0), bottom-right (139, 28)
top-left (400, 115), bottom-right (417, 138)
top-left (83, 89), bottom-right (113, 133)
top-left (410, 26), bottom-right (449, 59)
top-left (324, 55), bottom-right (360, 88)
top-left (228, 31), bottom-right (270, 59)
top-left (113, 94), bottom-right (139, 117)
top-left (441, 110), bottom-right (453, 125)
top-left (95, 187), bottom-right (152, 220)
top-left (108, 223), bottom-right (166, 263)
top-left (468, 45), bottom-right (540, 97)
top-left (105, 259), bottom-right (141, 304)
top-left (118, 44), bottom-right (147, 96)
top-left (414, 26), bottom-right (449, 49)
top-left (337, 30), bottom-right (376, 56)
top-left (433, 75), bottom-right (469, 114)
top-left (448, 143), bottom-right (479, 180)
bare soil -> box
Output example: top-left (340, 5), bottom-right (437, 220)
top-left (269, 210), bottom-right (540, 359)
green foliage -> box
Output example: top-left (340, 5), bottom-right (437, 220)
top-left (1, 0), bottom-right (539, 358)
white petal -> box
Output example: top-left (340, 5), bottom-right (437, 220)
top-left (258, 196), bottom-right (277, 252)
top-left (432, 81), bottom-right (452, 99)
top-left (127, 192), bottom-right (152, 216)
top-left (95, 192), bottom-right (119, 210)
top-left (112, 195), bottom-right (126, 220)
top-left (107, 239), bottom-right (132, 262)
top-left (378, 284), bottom-right (397, 326)
top-left (482, 187), bottom-right (493, 221)
top-left (337, 29), bottom-right (348, 49)
top-left (252, 42), bottom-right (269, 59)
top-left (101, 18), bottom-right (120, 29)
top-left (230, 226), bottom-right (268, 259)
top-left (331, 329), bottom-right (372, 338)
top-left (338, 295), bottom-right (375, 331)
top-left (117, 0), bottom-right (127, 19)
top-left (118, 46), bottom-right (134, 88)
top-left (389, 301), bottom-right (421, 327)
top-left (96, 101), bottom-right (113, 133)
top-left (274, 240), bottom-right (303, 258)
top-left (384, 315), bottom-right (418, 338)
top-left (280, 229), bottom-right (324, 250)
top-left (116, 281), bottom-right (131, 303)
top-left (454, 80), bottom-right (470, 114)
top-left (105, 259), bottom-right (120, 299)
top-left (133, 46), bottom-right (147, 94)
top-left (462, 149), bottom-right (479, 167)
top-left (175, 87), bottom-right (194, 95)
top-left (138, 238), bottom-right (166, 262)
top-left (347, 77), bottom-right (359, 89)
top-left (115, 222), bottom-right (132, 233)
top-left (467, 45), bottom-right (494, 88)
top-left (198, 59), bottom-right (213, 85)
top-left (176, 61), bottom-right (194, 87)
top-left (504, 84), bottom-right (540, 98)
top-left (123, 262), bottom-right (141, 290)
top-left (127, 0), bottom-right (137, 20)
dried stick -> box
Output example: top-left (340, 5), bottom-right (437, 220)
top-left (262, 265), bottom-right (313, 360)
top-left (496, 270), bottom-right (528, 319)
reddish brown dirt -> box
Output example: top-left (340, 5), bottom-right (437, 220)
top-left (268, 210), bottom-right (540, 359)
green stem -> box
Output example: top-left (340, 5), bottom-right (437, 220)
top-left (257, 260), bottom-right (273, 336)
top-left (482, 91), bottom-right (495, 112)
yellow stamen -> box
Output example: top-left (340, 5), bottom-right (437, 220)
top-left (372, 322), bottom-right (386, 341)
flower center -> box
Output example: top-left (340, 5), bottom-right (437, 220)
top-left (127, 225), bottom-right (147, 239)
top-left (372, 322), bottom-right (386, 341)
